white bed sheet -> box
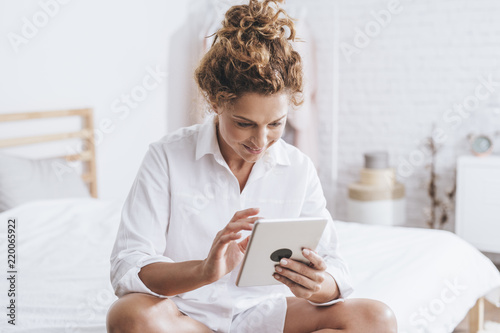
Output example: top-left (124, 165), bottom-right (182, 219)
top-left (0, 198), bottom-right (122, 333)
top-left (337, 221), bottom-right (500, 333)
top-left (0, 198), bottom-right (499, 333)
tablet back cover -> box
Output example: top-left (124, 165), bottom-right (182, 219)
top-left (236, 217), bottom-right (327, 287)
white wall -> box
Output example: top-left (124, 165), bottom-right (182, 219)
top-left (335, 0), bottom-right (500, 229)
top-left (0, 0), bottom-right (189, 201)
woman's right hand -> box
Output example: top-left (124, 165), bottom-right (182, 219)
top-left (202, 208), bottom-right (261, 283)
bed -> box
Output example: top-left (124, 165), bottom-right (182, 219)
top-left (0, 109), bottom-right (499, 333)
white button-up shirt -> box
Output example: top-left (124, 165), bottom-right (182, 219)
top-left (110, 115), bottom-right (353, 332)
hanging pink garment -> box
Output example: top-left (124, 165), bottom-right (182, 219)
top-left (286, 5), bottom-right (319, 166)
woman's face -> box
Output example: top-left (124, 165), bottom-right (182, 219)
top-left (216, 92), bottom-right (288, 166)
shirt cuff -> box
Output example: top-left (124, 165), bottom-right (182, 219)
top-left (325, 263), bottom-right (354, 299)
top-left (114, 256), bottom-right (174, 298)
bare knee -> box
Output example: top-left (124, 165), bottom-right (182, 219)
top-left (358, 299), bottom-right (397, 333)
top-left (106, 293), bottom-right (182, 333)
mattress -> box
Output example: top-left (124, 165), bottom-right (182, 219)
top-left (0, 198), bottom-right (122, 333)
top-left (0, 198), bottom-right (498, 332)
top-left (337, 221), bottom-right (500, 332)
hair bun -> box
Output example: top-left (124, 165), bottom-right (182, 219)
top-left (219, 0), bottom-right (295, 43)
top-left (195, 0), bottom-right (303, 108)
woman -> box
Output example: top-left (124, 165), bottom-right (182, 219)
top-left (107, 1), bottom-right (397, 332)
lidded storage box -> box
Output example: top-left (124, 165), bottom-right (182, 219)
top-left (347, 152), bottom-right (406, 225)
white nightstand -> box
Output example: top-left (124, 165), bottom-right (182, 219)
top-left (455, 155), bottom-right (500, 254)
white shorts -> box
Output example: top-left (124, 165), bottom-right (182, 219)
top-left (229, 296), bottom-right (288, 333)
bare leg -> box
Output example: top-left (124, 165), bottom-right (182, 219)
top-left (284, 297), bottom-right (397, 333)
top-left (106, 293), bottom-right (212, 333)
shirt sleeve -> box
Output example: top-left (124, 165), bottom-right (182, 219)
top-left (300, 158), bottom-right (354, 299)
top-left (110, 143), bottom-right (173, 298)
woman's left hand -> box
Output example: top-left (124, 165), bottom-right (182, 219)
top-left (273, 248), bottom-right (334, 301)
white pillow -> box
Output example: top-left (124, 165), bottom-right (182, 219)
top-left (0, 153), bottom-right (91, 212)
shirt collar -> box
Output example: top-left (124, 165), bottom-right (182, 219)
top-left (195, 114), bottom-right (221, 161)
top-left (195, 114), bottom-right (291, 167)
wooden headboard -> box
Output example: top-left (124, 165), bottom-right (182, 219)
top-left (0, 108), bottom-right (98, 198)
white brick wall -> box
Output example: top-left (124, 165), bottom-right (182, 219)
top-left (335, 0), bottom-right (500, 229)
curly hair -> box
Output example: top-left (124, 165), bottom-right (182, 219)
top-left (195, 0), bottom-right (303, 110)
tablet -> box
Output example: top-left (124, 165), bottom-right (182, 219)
top-left (235, 217), bottom-right (328, 287)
